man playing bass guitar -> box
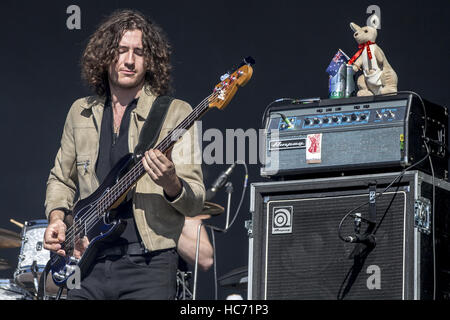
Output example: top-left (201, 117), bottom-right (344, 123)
top-left (43, 9), bottom-right (205, 300)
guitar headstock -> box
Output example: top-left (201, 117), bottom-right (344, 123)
top-left (209, 62), bottom-right (254, 110)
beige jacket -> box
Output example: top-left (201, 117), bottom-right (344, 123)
top-left (45, 85), bottom-right (205, 252)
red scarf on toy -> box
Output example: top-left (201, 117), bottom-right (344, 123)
top-left (348, 41), bottom-right (375, 65)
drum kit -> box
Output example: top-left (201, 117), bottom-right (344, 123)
top-left (0, 201), bottom-right (224, 300)
top-left (0, 219), bottom-right (62, 300)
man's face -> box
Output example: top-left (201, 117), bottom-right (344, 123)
top-left (108, 29), bottom-right (146, 90)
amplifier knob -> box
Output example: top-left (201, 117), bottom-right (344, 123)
top-left (351, 114), bottom-right (358, 121)
top-left (313, 118), bottom-right (320, 125)
top-left (342, 116), bottom-right (349, 122)
top-left (322, 117), bottom-right (329, 124)
top-left (388, 110), bottom-right (395, 119)
top-left (332, 116), bottom-right (339, 123)
top-left (376, 111), bottom-right (382, 119)
top-left (304, 118), bottom-right (311, 125)
top-left (360, 114), bottom-right (367, 121)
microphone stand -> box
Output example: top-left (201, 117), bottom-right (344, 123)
top-left (31, 260), bottom-right (39, 298)
top-left (225, 182), bottom-right (233, 230)
top-left (193, 222), bottom-right (203, 300)
top-left (192, 182), bottom-right (235, 300)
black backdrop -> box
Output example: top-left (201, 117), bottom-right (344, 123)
top-left (0, 0), bottom-right (449, 300)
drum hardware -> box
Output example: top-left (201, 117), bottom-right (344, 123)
top-left (31, 260), bottom-right (40, 294)
top-left (176, 270), bottom-right (193, 300)
top-left (0, 279), bottom-right (33, 300)
top-left (175, 203), bottom-right (224, 300)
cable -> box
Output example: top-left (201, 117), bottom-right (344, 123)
top-left (396, 90), bottom-right (428, 135)
top-left (337, 91), bottom-right (431, 243)
top-left (261, 98), bottom-right (295, 128)
top-left (337, 148), bottom-right (430, 243)
top-left (206, 160), bottom-right (249, 234)
top-left (261, 97), bottom-right (322, 129)
top-left (273, 112), bottom-right (294, 128)
top-left (380, 92), bottom-right (437, 299)
top-left (336, 91), bottom-right (439, 299)
top-left (209, 226), bottom-right (218, 300)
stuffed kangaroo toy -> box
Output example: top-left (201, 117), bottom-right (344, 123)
top-left (348, 20), bottom-right (398, 96)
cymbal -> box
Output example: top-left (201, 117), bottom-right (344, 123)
top-left (0, 228), bottom-right (21, 249)
top-left (190, 214), bottom-right (212, 221)
top-left (201, 202), bottom-right (224, 216)
top-left (0, 258), bottom-right (12, 270)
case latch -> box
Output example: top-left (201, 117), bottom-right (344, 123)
top-left (414, 197), bottom-right (431, 234)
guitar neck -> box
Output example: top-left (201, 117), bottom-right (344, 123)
top-left (62, 60), bottom-right (253, 254)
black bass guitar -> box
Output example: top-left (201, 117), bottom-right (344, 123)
top-left (49, 58), bottom-right (254, 285)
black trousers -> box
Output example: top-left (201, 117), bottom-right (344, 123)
top-left (67, 248), bottom-right (179, 300)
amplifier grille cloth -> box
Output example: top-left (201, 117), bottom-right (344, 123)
top-left (265, 192), bottom-right (406, 299)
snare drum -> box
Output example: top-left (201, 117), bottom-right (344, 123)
top-left (14, 220), bottom-right (50, 291)
top-left (0, 279), bottom-right (32, 300)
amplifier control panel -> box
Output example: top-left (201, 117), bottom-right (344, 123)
top-left (269, 100), bottom-right (407, 132)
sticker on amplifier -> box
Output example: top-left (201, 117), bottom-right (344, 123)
top-left (269, 138), bottom-right (306, 150)
top-left (306, 133), bottom-right (322, 163)
top-left (400, 134), bottom-right (404, 151)
top-left (272, 206), bottom-right (293, 234)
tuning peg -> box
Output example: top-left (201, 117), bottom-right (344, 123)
top-left (220, 73), bottom-right (230, 81)
top-left (244, 56), bottom-right (256, 65)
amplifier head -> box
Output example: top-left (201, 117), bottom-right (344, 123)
top-left (261, 94), bottom-right (448, 180)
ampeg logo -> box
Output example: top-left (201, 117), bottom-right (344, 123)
top-left (269, 138), bottom-right (306, 150)
top-left (272, 206), bottom-right (293, 234)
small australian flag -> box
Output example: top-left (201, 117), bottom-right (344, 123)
top-left (326, 49), bottom-right (349, 77)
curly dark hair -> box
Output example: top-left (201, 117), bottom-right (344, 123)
top-left (81, 9), bottom-right (172, 97)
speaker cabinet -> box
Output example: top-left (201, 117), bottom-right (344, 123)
top-left (248, 171), bottom-right (450, 300)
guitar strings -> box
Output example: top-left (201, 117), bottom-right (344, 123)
top-left (61, 90), bottom-right (221, 248)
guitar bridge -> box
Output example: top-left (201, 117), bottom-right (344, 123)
top-left (54, 257), bottom-right (80, 282)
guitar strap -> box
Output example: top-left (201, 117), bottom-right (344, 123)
top-left (133, 95), bottom-right (174, 160)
